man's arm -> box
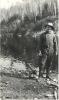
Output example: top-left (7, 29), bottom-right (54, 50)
top-left (38, 33), bottom-right (43, 56)
top-left (53, 35), bottom-right (57, 55)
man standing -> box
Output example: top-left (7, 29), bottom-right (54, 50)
top-left (39, 22), bottom-right (57, 78)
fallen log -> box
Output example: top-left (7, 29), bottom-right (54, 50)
top-left (25, 63), bottom-right (37, 74)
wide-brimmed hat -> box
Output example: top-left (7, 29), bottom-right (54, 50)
top-left (45, 22), bottom-right (54, 30)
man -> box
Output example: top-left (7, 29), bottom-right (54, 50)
top-left (39, 22), bottom-right (57, 78)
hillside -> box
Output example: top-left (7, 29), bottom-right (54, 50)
top-left (0, 15), bottom-right (58, 36)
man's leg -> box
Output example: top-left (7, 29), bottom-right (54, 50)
top-left (46, 56), bottom-right (52, 78)
top-left (39, 54), bottom-right (47, 77)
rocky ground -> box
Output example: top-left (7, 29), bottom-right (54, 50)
top-left (0, 57), bottom-right (58, 100)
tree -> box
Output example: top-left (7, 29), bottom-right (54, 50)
top-left (42, 3), bottom-right (49, 18)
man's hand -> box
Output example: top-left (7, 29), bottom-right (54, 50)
top-left (39, 51), bottom-right (42, 56)
top-left (56, 52), bottom-right (58, 56)
top-left (54, 51), bottom-right (58, 56)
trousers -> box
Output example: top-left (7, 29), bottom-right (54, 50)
top-left (39, 52), bottom-right (53, 77)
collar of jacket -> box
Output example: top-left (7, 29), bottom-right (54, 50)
top-left (45, 30), bottom-right (52, 34)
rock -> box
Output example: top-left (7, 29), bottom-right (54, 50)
top-left (35, 76), bottom-right (39, 79)
top-left (0, 87), bottom-right (4, 90)
top-left (34, 98), bottom-right (39, 100)
top-left (2, 96), bottom-right (5, 99)
top-left (53, 79), bottom-right (57, 82)
top-left (47, 79), bottom-right (50, 84)
top-left (34, 86), bottom-right (36, 89)
top-left (5, 81), bottom-right (9, 84)
top-left (50, 71), bottom-right (52, 73)
top-left (43, 74), bottom-right (46, 78)
top-left (45, 93), bottom-right (53, 97)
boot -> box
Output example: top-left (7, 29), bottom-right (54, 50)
top-left (46, 74), bottom-right (49, 78)
top-left (39, 70), bottom-right (43, 77)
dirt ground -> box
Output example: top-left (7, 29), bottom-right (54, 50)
top-left (0, 56), bottom-right (58, 100)
top-left (0, 68), bottom-right (58, 100)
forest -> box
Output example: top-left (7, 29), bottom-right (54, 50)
top-left (0, 0), bottom-right (58, 68)
top-left (0, 0), bottom-right (58, 99)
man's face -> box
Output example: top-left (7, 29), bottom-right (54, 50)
top-left (46, 26), bottom-right (52, 33)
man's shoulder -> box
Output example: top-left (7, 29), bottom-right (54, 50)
top-left (41, 30), bottom-right (47, 34)
top-left (40, 31), bottom-right (46, 37)
top-left (51, 31), bottom-right (56, 37)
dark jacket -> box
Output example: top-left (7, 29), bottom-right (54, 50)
top-left (40, 31), bottom-right (57, 55)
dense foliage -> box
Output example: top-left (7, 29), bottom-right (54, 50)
top-left (0, 0), bottom-right (58, 69)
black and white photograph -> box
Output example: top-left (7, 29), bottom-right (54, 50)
top-left (0, 0), bottom-right (59, 100)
